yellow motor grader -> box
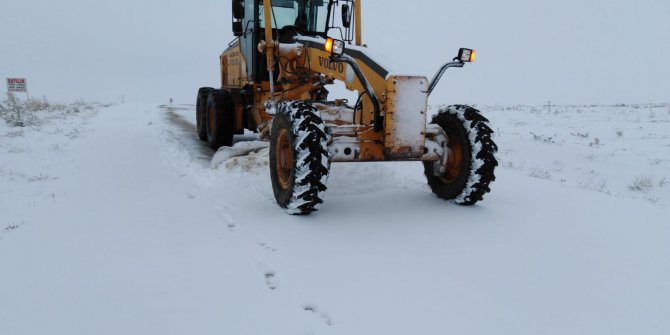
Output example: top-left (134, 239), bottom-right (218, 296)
top-left (196, 0), bottom-right (498, 214)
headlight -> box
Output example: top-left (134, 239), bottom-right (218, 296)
top-left (457, 48), bottom-right (476, 63)
top-left (325, 38), bottom-right (345, 56)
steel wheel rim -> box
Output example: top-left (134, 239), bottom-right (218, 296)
top-left (276, 129), bottom-right (293, 190)
top-left (440, 134), bottom-right (463, 183)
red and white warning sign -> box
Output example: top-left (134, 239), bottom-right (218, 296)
top-left (7, 78), bottom-right (27, 92)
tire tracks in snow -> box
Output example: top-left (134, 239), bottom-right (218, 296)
top-left (162, 105), bottom-right (333, 330)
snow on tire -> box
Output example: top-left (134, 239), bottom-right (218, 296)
top-left (424, 105), bottom-right (498, 205)
top-left (270, 101), bottom-right (331, 215)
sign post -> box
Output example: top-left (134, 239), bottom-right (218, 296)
top-left (6, 78), bottom-right (27, 126)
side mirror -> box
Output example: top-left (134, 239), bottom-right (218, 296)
top-left (233, 0), bottom-right (245, 20)
top-left (233, 21), bottom-right (244, 37)
top-left (341, 4), bottom-right (352, 28)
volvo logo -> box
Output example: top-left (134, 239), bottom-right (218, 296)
top-left (318, 57), bottom-right (345, 74)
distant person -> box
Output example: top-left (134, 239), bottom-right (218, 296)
top-left (169, 98), bottom-right (174, 104)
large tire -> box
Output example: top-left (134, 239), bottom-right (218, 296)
top-left (196, 87), bottom-right (214, 141)
top-left (424, 105), bottom-right (498, 205)
top-left (206, 90), bottom-right (235, 150)
top-left (270, 101), bottom-right (331, 215)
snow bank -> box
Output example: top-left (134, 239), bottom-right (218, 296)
top-left (210, 141), bottom-right (269, 169)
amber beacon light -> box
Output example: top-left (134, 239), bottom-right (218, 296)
top-left (325, 38), bottom-right (334, 53)
top-left (325, 38), bottom-right (345, 56)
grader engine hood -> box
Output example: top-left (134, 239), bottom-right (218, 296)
top-left (294, 36), bottom-right (390, 91)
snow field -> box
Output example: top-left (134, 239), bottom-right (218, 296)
top-left (480, 103), bottom-right (670, 207)
top-left (1, 102), bottom-right (669, 335)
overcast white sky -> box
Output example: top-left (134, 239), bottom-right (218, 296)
top-left (1, 0), bottom-right (669, 105)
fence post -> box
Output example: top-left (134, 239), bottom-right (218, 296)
top-left (15, 94), bottom-right (24, 127)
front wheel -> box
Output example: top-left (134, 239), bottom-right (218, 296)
top-left (269, 101), bottom-right (331, 215)
top-left (423, 105), bottom-right (498, 205)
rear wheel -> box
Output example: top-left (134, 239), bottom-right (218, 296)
top-left (206, 90), bottom-right (235, 150)
top-left (196, 87), bottom-right (213, 141)
top-left (270, 101), bottom-right (331, 215)
top-left (424, 105), bottom-right (498, 205)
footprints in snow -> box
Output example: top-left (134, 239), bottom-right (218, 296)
top-left (214, 201), bottom-right (332, 327)
top-left (215, 201), bottom-right (279, 290)
top-left (264, 271), bottom-right (279, 290)
top-left (216, 202), bottom-right (239, 232)
top-left (257, 238), bottom-right (279, 291)
top-left (258, 240), bottom-right (277, 253)
top-left (303, 304), bottom-right (333, 326)
top-left (219, 212), bottom-right (237, 232)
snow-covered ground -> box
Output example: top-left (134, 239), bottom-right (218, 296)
top-left (1, 101), bottom-right (669, 335)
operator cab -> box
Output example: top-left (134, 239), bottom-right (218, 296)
top-left (233, 0), bottom-right (353, 82)
top-left (259, 0), bottom-right (330, 41)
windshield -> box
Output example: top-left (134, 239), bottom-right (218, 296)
top-left (259, 0), bottom-right (330, 33)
